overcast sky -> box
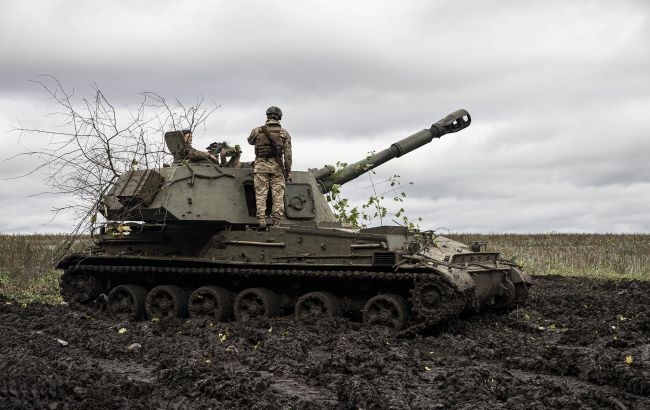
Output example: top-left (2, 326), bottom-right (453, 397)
top-left (1, 0), bottom-right (649, 234)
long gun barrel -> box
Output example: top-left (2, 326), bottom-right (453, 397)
top-left (314, 109), bottom-right (471, 193)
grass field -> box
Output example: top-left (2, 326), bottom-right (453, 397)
top-left (1, 233), bottom-right (648, 303)
top-left (0, 234), bottom-right (91, 304)
top-left (447, 233), bottom-right (650, 280)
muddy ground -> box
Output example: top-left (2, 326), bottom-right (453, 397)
top-left (1, 275), bottom-right (649, 409)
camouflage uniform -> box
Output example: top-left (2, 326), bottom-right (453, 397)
top-left (247, 119), bottom-right (292, 225)
top-left (185, 147), bottom-right (217, 162)
top-left (181, 131), bottom-right (218, 162)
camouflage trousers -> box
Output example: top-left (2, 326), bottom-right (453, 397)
top-left (254, 171), bottom-right (285, 224)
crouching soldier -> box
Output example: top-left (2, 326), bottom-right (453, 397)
top-left (181, 129), bottom-right (218, 162)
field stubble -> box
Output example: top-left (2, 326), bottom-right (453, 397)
top-left (448, 233), bottom-right (650, 280)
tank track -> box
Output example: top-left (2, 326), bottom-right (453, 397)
top-left (63, 261), bottom-right (470, 330)
top-left (65, 263), bottom-right (432, 281)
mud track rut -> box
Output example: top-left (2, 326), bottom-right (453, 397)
top-left (1, 275), bottom-right (649, 409)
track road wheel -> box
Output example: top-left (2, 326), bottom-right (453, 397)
top-left (363, 294), bottom-right (409, 330)
top-left (294, 291), bottom-right (342, 321)
top-left (107, 284), bottom-right (147, 321)
top-left (234, 287), bottom-right (280, 321)
top-left (145, 285), bottom-right (188, 319)
top-left (188, 286), bottom-right (233, 321)
top-left (60, 271), bottom-right (104, 304)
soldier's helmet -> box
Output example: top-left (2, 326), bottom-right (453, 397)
top-left (266, 106), bottom-right (283, 120)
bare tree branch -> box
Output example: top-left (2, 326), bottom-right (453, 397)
top-left (9, 76), bottom-right (220, 254)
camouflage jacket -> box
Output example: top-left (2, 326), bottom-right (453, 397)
top-left (247, 119), bottom-right (292, 173)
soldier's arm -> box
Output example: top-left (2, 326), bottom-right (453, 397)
top-left (283, 131), bottom-right (292, 172)
top-left (247, 128), bottom-right (258, 145)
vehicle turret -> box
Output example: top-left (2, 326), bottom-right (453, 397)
top-left (99, 109), bottom-right (470, 229)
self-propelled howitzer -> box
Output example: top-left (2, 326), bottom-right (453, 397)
top-left (56, 109), bottom-right (532, 331)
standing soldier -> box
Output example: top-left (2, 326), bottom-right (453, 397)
top-left (247, 106), bottom-right (292, 229)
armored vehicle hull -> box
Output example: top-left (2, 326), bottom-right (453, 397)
top-left (56, 109), bottom-right (532, 330)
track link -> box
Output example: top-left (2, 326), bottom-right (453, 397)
top-left (62, 262), bottom-right (470, 330)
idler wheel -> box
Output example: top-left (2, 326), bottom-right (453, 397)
top-left (188, 286), bottom-right (233, 321)
top-left (362, 294), bottom-right (409, 330)
top-left (412, 283), bottom-right (443, 311)
top-left (233, 287), bottom-right (280, 321)
top-left (60, 271), bottom-right (104, 304)
top-left (411, 279), bottom-right (467, 326)
top-left (145, 285), bottom-right (188, 319)
top-left (107, 284), bottom-right (147, 321)
top-left (294, 291), bottom-right (342, 320)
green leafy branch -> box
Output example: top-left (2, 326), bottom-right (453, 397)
top-left (325, 153), bottom-right (422, 230)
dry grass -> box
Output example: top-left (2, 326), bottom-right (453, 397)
top-left (1, 233), bottom-right (648, 303)
top-left (447, 233), bottom-right (650, 280)
top-left (0, 234), bottom-right (91, 303)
